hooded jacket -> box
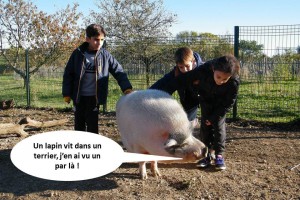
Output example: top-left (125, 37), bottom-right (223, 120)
top-left (62, 42), bottom-right (132, 105)
top-left (150, 52), bottom-right (203, 111)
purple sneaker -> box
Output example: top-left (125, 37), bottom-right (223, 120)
top-left (215, 155), bottom-right (226, 170)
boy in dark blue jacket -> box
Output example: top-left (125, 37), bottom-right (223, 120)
top-left (62, 24), bottom-right (133, 134)
top-left (150, 47), bottom-right (203, 126)
top-left (157, 54), bottom-right (240, 170)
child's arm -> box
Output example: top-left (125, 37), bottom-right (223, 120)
top-left (150, 69), bottom-right (177, 95)
top-left (106, 51), bottom-right (133, 93)
top-left (208, 79), bottom-right (240, 122)
top-left (62, 52), bottom-right (76, 100)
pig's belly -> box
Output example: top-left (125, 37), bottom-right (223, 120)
top-left (123, 129), bottom-right (173, 157)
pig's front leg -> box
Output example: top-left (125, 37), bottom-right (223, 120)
top-left (150, 161), bottom-right (161, 177)
top-left (139, 162), bottom-right (148, 179)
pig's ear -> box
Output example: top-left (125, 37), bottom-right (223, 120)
top-left (164, 139), bottom-right (180, 154)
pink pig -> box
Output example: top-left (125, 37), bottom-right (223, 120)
top-left (116, 89), bottom-right (206, 179)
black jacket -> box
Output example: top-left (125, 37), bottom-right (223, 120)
top-left (162, 62), bottom-right (240, 122)
top-left (62, 42), bottom-right (132, 105)
top-left (150, 52), bottom-right (202, 111)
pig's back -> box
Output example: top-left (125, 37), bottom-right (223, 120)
top-left (117, 89), bottom-right (186, 126)
top-left (116, 89), bottom-right (189, 154)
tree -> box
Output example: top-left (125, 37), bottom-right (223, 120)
top-left (0, 0), bottom-right (82, 82)
top-left (188, 33), bottom-right (233, 61)
top-left (239, 40), bottom-right (264, 59)
top-left (166, 31), bottom-right (234, 62)
top-left (176, 31), bottom-right (199, 44)
top-left (87, 0), bottom-right (177, 86)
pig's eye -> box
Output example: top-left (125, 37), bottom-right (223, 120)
top-left (179, 143), bottom-right (188, 148)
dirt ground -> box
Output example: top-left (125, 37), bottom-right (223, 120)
top-left (0, 108), bottom-right (299, 200)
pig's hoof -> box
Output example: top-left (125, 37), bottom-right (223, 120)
top-left (152, 170), bottom-right (161, 177)
top-left (140, 173), bottom-right (148, 180)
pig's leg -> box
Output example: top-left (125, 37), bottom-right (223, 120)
top-left (139, 162), bottom-right (148, 179)
top-left (150, 161), bottom-right (161, 177)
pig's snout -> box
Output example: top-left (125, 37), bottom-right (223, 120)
top-left (179, 146), bottom-right (207, 162)
top-left (192, 147), bottom-right (208, 160)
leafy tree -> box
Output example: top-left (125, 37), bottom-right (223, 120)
top-left (195, 33), bottom-right (230, 61)
top-left (176, 31), bottom-right (199, 44)
top-left (0, 0), bottom-right (82, 82)
top-left (86, 0), bottom-right (177, 86)
top-left (174, 32), bottom-right (234, 62)
top-left (272, 48), bottom-right (300, 80)
top-left (239, 40), bottom-right (264, 59)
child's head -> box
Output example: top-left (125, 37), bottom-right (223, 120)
top-left (211, 54), bottom-right (240, 85)
top-left (85, 24), bottom-right (106, 51)
top-left (175, 47), bottom-right (196, 73)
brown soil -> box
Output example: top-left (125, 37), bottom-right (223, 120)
top-left (0, 108), bottom-right (299, 200)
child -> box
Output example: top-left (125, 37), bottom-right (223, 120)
top-left (150, 47), bottom-right (203, 124)
top-left (161, 54), bottom-right (240, 170)
top-left (62, 24), bottom-right (133, 134)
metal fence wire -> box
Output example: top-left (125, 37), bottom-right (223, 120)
top-left (235, 25), bottom-right (300, 122)
top-left (0, 24), bottom-right (299, 123)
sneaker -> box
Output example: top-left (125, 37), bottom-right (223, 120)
top-left (196, 153), bottom-right (212, 168)
top-left (215, 155), bottom-right (226, 170)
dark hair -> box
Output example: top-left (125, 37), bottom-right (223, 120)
top-left (86, 24), bottom-right (106, 38)
top-left (212, 54), bottom-right (240, 76)
top-left (174, 47), bottom-right (194, 64)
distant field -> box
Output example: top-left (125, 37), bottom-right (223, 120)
top-left (0, 74), bottom-right (299, 122)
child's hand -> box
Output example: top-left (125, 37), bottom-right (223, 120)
top-left (123, 89), bottom-right (133, 95)
top-left (64, 96), bottom-right (71, 104)
top-left (205, 120), bottom-right (212, 126)
top-left (193, 80), bottom-right (200, 85)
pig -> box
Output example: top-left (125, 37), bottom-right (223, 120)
top-left (116, 89), bottom-right (206, 179)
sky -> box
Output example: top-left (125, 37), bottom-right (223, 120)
top-left (31, 0), bottom-right (300, 36)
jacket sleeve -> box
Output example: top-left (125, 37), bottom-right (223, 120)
top-left (150, 64), bottom-right (207, 95)
top-left (208, 79), bottom-right (240, 122)
top-left (62, 51), bottom-right (76, 98)
top-left (106, 51), bottom-right (133, 92)
top-left (149, 69), bottom-right (177, 95)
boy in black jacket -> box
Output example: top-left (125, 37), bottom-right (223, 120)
top-left (150, 47), bottom-right (203, 126)
top-left (160, 54), bottom-right (240, 170)
top-left (62, 24), bottom-right (132, 134)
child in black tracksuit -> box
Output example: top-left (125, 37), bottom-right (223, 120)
top-left (161, 54), bottom-right (240, 170)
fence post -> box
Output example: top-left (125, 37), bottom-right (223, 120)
top-left (25, 49), bottom-right (30, 108)
top-left (102, 103), bottom-right (107, 114)
top-left (233, 26), bottom-right (239, 120)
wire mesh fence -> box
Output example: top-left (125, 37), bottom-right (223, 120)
top-left (236, 25), bottom-right (300, 122)
top-left (0, 24), bottom-right (299, 123)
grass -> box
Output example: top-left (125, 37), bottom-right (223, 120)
top-left (0, 74), bottom-right (299, 123)
top-left (237, 78), bottom-right (299, 122)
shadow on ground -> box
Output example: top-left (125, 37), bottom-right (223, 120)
top-left (0, 149), bottom-right (118, 196)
